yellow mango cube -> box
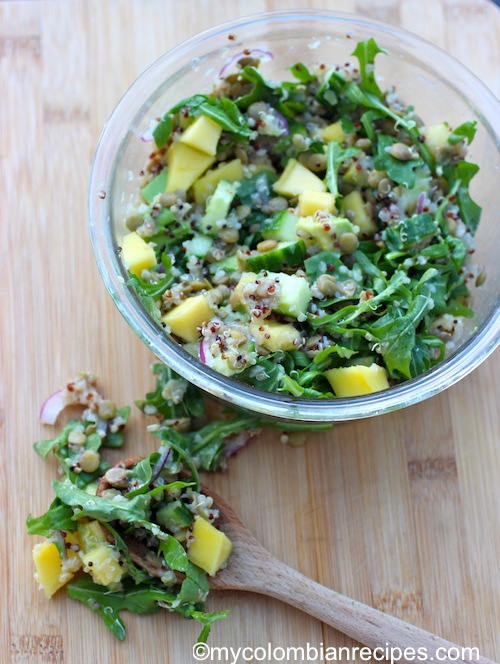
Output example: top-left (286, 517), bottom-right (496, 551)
top-left (298, 190), bottom-right (336, 217)
top-left (187, 516), bottom-right (233, 576)
top-left (32, 533), bottom-right (82, 598)
top-left (193, 159), bottom-right (245, 204)
top-left (121, 231), bottom-right (157, 277)
top-left (325, 363), bottom-right (389, 397)
top-left (249, 319), bottom-right (302, 352)
top-left (273, 159), bottom-right (326, 197)
top-left (321, 120), bottom-right (346, 143)
top-left (342, 190), bottom-right (377, 237)
top-left (162, 294), bottom-right (214, 343)
top-left (179, 115), bottom-right (223, 156)
top-left (82, 544), bottom-right (124, 586)
top-left (165, 142), bottom-right (215, 193)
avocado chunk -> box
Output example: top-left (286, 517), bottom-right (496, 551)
top-left (296, 214), bottom-right (355, 251)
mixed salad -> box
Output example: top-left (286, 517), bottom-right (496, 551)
top-left (28, 366), bottom-right (328, 641)
top-left (121, 38), bottom-right (483, 398)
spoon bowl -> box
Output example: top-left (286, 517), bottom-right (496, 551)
top-left (97, 459), bottom-right (495, 664)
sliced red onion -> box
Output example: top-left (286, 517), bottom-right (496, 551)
top-left (219, 49), bottom-right (273, 78)
top-left (39, 389), bottom-right (67, 425)
top-left (223, 428), bottom-right (261, 457)
top-left (273, 110), bottom-right (289, 136)
top-left (199, 338), bottom-right (213, 365)
top-left (140, 126), bottom-right (155, 143)
top-left (151, 446), bottom-right (172, 484)
top-left (416, 192), bottom-right (426, 214)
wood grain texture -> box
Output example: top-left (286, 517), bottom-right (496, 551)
top-left (1, 1), bottom-right (499, 662)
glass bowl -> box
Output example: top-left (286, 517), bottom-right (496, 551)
top-left (88, 9), bottom-right (500, 422)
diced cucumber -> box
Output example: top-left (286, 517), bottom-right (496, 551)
top-left (200, 180), bottom-right (239, 236)
top-left (262, 210), bottom-right (298, 242)
top-left (156, 500), bottom-right (194, 532)
top-left (245, 240), bottom-right (306, 272)
top-left (183, 234), bottom-right (213, 258)
top-left (141, 170), bottom-right (168, 204)
top-left (274, 272), bottom-right (312, 318)
top-left (209, 253), bottom-right (239, 274)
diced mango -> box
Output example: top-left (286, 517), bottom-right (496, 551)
top-left (342, 190), bottom-right (377, 237)
top-left (165, 142), bottom-right (215, 193)
top-left (162, 294), bottom-right (214, 343)
top-left (121, 231), bottom-right (157, 277)
top-left (249, 319), bottom-right (302, 352)
top-left (82, 544), bottom-right (124, 586)
top-left (325, 363), bottom-right (389, 397)
top-left (32, 532), bottom-right (82, 598)
top-left (193, 159), bottom-right (245, 204)
top-left (187, 516), bottom-right (232, 576)
top-left (273, 159), bottom-right (326, 197)
top-left (179, 115), bottom-right (223, 156)
top-left (298, 190), bottom-right (336, 217)
top-left (321, 120), bottom-right (346, 143)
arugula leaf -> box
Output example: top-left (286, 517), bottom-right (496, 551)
top-left (448, 121), bottom-right (477, 145)
top-left (158, 535), bottom-right (190, 573)
top-left (351, 38), bottom-right (387, 98)
top-left (153, 115), bottom-right (173, 149)
top-left (103, 406), bottom-right (130, 448)
top-left (380, 291), bottom-right (434, 379)
top-left (374, 134), bottom-right (423, 188)
top-left (177, 563), bottom-right (210, 605)
top-left (26, 499), bottom-right (77, 536)
top-left (190, 609), bottom-right (231, 645)
top-left (344, 83), bottom-right (435, 171)
top-left (325, 141), bottom-right (361, 198)
top-left (136, 363), bottom-right (204, 421)
top-left (53, 479), bottom-right (151, 525)
top-left (290, 62), bottom-right (317, 84)
top-left (124, 456), bottom-right (152, 498)
top-left (34, 422), bottom-right (78, 459)
top-left (383, 213), bottom-right (437, 252)
top-left (443, 161), bottom-right (482, 233)
top-left (66, 576), bottom-right (176, 641)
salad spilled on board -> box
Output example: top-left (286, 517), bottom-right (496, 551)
top-left (121, 39), bottom-right (483, 398)
top-left (28, 366), bottom-right (327, 641)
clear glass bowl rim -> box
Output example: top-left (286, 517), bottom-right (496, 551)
top-left (88, 9), bottom-right (500, 422)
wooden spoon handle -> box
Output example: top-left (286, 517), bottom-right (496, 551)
top-left (249, 557), bottom-right (496, 664)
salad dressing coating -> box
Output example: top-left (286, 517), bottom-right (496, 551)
top-left (123, 39), bottom-right (482, 398)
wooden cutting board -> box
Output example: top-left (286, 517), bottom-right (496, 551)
top-left (1, 1), bottom-right (499, 662)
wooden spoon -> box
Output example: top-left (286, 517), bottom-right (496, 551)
top-left (98, 461), bottom-right (496, 664)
